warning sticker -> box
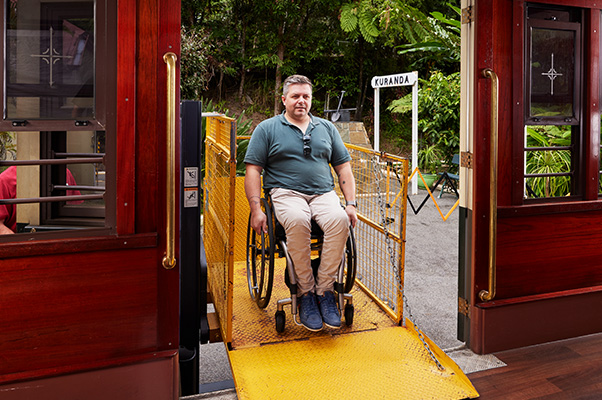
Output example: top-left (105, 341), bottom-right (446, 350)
top-left (184, 167), bottom-right (198, 187)
top-left (184, 188), bottom-right (198, 208)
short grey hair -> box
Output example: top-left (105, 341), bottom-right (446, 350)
top-left (282, 75), bottom-right (313, 97)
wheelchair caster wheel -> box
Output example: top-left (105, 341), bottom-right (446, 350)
top-left (344, 304), bottom-right (354, 326)
top-left (275, 310), bottom-right (286, 333)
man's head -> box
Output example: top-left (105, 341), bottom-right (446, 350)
top-left (282, 75), bottom-right (313, 97)
top-left (282, 75), bottom-right (312, 123)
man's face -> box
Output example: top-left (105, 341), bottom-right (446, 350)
top-left (282, 83), bottom-right (312, 121)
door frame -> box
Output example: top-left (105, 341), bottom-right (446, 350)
top-left (462, 0), bottom-right (602, 354)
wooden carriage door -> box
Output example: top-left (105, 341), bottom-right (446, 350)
top-left (461, 0), bottom-right (602, 354)
top-left (0, 0), bottom-right (181, 398)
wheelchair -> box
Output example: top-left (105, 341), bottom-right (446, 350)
top-left (246, 193), bottom-right (357, 333)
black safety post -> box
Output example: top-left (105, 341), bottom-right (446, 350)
top-left (179, 100), bottom-right (206, 396)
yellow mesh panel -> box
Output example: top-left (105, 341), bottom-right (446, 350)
top-left (335, 144), bottom-right (409, 323)
top-left (233, 176), bottom-right (249, 263)
top-left (204, 115), bottom-right (236, 344)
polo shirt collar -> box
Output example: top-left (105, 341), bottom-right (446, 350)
top-left (279, 111), bottom-right (322, 128)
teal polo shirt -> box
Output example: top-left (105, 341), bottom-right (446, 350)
top-left (244, 112), bottom-right (351, 195)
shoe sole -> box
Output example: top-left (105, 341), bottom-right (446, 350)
top-left (301, 323), bottom-right (323, 332)
top-left (323, 321), bottom-right (341, 329)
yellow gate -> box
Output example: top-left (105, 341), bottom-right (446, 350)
top-left (203, 116), bottom-right (478, 399)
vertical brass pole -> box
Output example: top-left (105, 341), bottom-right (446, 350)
top-left (162, 52), bottom-right (177, 269)
top-left (479, 68), bottom-right (498, 301)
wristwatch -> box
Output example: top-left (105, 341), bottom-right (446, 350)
top-left (346, 200), bottom-right (357, 208)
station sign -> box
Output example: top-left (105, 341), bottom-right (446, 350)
top-left (371, 72), bottom-right (417, 88)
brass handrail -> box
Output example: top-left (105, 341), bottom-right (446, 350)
top-left (479, 68), bottom-right (499, 302)
top-left (162, 52), bottom-right (177, 270)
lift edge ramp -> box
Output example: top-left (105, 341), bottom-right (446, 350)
top-left (228, 323), bottom-right (478, 400)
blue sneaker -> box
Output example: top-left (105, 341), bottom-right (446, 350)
top-left (298, 292), bottom-right (323, 332)
top-left (318, 291), bottom-right (341, 328)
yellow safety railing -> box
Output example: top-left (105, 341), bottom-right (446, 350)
top-left (337, 145), bottom-right (409, 324)
top-left (204, 115), bottom-right (236, 344)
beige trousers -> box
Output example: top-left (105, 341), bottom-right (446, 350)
top-left (270, 188), bottom-right (349, 296)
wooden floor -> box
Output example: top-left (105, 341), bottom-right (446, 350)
top-left (468, 332), bottom-right (602, 399)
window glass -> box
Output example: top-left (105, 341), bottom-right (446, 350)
top-left (529, 28), bottom-right (575, 119)
top-left (524, 125), bottom-right (573, 199)
top-left (524, 5), bottom-right (581, 201)
top-left (6, 1), bottom-right (94, 120)
top-left (0, 0), bottom-right (111, 237)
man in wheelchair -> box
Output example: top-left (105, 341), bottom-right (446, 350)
top-left (244, 75), bottom-right (357, 332)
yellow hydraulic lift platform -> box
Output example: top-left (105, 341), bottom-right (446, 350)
top-left (226, 260), bottom-right (478, 400)
top-left (203, 115), bottom-right (478, 399)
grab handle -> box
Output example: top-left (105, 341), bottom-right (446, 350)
top-left (162, 52), bottom-right (177, 269)
top-left (479, 68), bottom-right (498, 302)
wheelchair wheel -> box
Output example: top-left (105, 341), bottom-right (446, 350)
top-left (275, 310), bottom-right (286, 333)
top-left (246, 198), bottom-right (275, 309)
top-left (343, 226), bottom-right (357, 293)
top-left (344, 303), bottom-right (354, 326)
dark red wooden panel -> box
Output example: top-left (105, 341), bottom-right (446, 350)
top-left (116, 0), bottom-right (137, 234)
top-left (473, 287), bottom-right (602, 353)
top-left (0, 247), bottom-right (162, 383)
top-left (493, 211), bottom-right (602, 299)
top-left (135, 0), bottom-right (160, 234)
top-left (0, 351), bottom-right (178, 399)
top-left (585, 10), bottom-right (601, 200)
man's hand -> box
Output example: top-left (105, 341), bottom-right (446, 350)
top-left (250, 210), bottom-right (268, 235)
top-left (345, 205), bottom-right (358, 228)
top-left (245, 163), bottom-right (268, 234)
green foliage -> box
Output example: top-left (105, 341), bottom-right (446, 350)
top-left (389, 71), bottom-right (460, 170)
top-left (201, 98), bottom-right (252, 176)
top-left (0, 131), bottom-right (16, 161)
top-left (181, 28), bottom-right (213, 100)
top-left (184, 0), bottom-right (458, 149)
top-left (395, 3), bottom-right (461, 71)
top-left (340, 0), bottom-right (388, 43)
top-left (418, 143), bottom-right (445, 174)
top-left (340, 1), bottom-right (459, 72)
top-left (525, 126), bottom-right (572, 198)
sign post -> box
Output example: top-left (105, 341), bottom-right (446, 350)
top-left (371, 72), bottom-right (419, 194)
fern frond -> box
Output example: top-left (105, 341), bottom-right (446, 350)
top-left (340, 3), bottom-right (359, 33)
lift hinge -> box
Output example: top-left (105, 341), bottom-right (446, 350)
top-left (461, 6), bottom-right (474, 24)
top-left (460, 151), bottom-right (473, 169)
top-left (458, 297), bottom-right (470, 317)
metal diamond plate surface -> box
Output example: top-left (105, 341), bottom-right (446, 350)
top-left (230, 259), bottom-right (396, 349)
top-left (229, 326), bottom-right (478, 399)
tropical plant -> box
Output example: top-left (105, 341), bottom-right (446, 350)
top-left (417, 142), bottom-right (445, 174)
top-left (340, 1), bottom-right (460, 71)
top-left (395, 3), bottom-right (461, 70)
top-left (388, 71), bottom-right (460, 170)
top-left (525, 125), bottom-right (572, 198)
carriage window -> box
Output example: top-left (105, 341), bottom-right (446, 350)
top-left (0, 0), bottom-right (113, 236)
top-left (5, 1), bottom-right (94, 120)
top-left (524, 5), bottom-right (582, 199)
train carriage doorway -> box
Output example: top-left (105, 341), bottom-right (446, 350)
top-left (0, 0), bottom-right (182, 397)
top-left (461, 0), bottom-right (602, 354)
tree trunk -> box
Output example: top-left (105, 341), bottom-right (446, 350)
top-left (273, 25), bottom-right (285, 116)
top-left (355, 38), bottom-right (365, 121)
top-left (238, 20), bottom-right (247, 100)
top-left (218, 69), bottom-right (224, 102)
